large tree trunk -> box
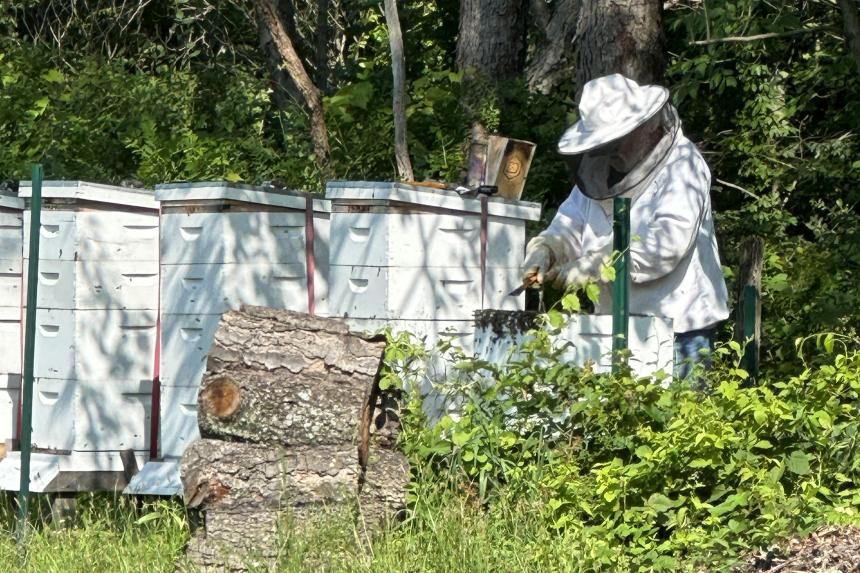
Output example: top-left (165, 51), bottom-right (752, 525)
top-left (838, 0), bottom-right (860, 76)
top-left (254, 0), bottom-right (331, 172)
top-left (575, 0), bottom-right (665, 95)
top-left (457, 0), bottom-right (528, 80)
top-left (181, 308), bottom-right (408, 572)
top-left (526, 0), bottom-right (580, 94)
top-left (383, 0), bottom-right (414, 181)
top-left (456, 0), bottom-right (528, 130)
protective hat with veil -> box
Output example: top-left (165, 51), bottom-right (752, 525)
top-left (523, 74), bottom-right (681, 289)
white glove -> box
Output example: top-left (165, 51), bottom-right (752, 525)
top-left (544, 250), bottom-right (609, 290)
top-left (522, 235), bottom-right (567, 286)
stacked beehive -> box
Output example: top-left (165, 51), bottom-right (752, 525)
top-left (19, 181), bottom-right (159, 469)
top-left (155, 182), bottom-right (331, 460)
top-left (0, 191), bottom-right (24, 453)
top-left (325, 182), bottom-right (542, 349)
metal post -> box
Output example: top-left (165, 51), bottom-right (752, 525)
top-left (612, 197), bottom-right (631, 374)
top-left (17, 165), bottom-right (43, 548)
top-left (741, 284), bottom-right (759, 379)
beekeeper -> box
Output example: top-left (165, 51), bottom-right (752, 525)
top-left (522, 73), bottom-right (730, 377)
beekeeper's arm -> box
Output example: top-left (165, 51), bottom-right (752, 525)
top-left (522, 190), bottom-right (589, 286)
top-left (629, 152), bottom-right (711, 282)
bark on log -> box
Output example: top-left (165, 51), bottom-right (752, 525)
top-left (198, 307), bottom-right (387, 447)
top-left (182, 440), bottom-right (409, 571)
top-left (359, 448), bottom-right (410, 526)
top-left (182, 308), bottom-right (408, 572)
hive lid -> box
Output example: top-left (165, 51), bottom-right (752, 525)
top-left (19, 181), bottom-right (157, 210)
top-left (325, 181), bottom-right (542, 221)
top-left (0, 192), bottom-right (23, 210)
top-left (155, 181), bottom-right (330, 212)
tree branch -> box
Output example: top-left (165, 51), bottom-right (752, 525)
top-left (691, 26), bottom-right (829, 46)
top-left (254, 0), bottom-right (330, 171)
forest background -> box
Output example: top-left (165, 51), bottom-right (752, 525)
top-left (1, 0), bottom-right (858, 363)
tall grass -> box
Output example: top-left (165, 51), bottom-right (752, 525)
top-left (0, 488), bottom-right (640, 573)
top-left (0, 493), bottom-right (189, 573)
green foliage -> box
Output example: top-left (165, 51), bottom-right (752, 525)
top-left (389, 315), bottom-right (860, 571)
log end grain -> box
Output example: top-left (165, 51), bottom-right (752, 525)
top-left (199, 376), bottom-right (242, 419)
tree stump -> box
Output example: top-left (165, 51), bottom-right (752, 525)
top-left (180, 307), bottom-right (408, 572)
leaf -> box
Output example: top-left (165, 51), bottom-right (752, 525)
top-left (787, 450), bottom-right (811, 475)
top-left (599, 264), bottom-right (616, 283)
top-left (753, 440), bottom-right (773, 450)
top-left (814, 410), bottom-right (832, 430)
top-left (42, 69), bottom-right (65, 83)
top-left (690, 458), bottom-right (712, 468)
top-left (635, 445), bottom-right (653, 459)
top-left (225, 172), bottom-right (243, 182)
top-left (546, 309), bottom-right (564, 329)
top-left (647, 493), bottom-right (679, 513)
top-left (585, 282), bottom-right (601, 304)
top-left (135, 512), bottom-right (163, 525)
top-left (560, 292), bottom-right (580, 312)
top-left (451, 430), bottom-right (471, 447)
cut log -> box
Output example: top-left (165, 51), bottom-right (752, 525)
top-left (182, 440), bottom-right (362, 514)
top-left (182, 309), bottom-right (409, 572)
top-left (358, 448), bottom-right (410, 526)
top-left (182, 439), bottom-right (363, 572)
top-left (198, 306), bottom-right (387, 446)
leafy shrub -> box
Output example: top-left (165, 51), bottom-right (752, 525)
top-left (387, 318), bottom-right (860, 571)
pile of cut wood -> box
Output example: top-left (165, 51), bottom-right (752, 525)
top-left (180, 307), bottom-right (408, 571)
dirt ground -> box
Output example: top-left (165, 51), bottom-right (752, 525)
top-left (734, 526), bottom-right (860, 573)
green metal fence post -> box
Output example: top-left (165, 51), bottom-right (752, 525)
top-left (741, 284), bottom-right (759, 379)
top-left (17, 165), bottom-right (43, 550)
top-left (612, 197), bottom-right (631, 374)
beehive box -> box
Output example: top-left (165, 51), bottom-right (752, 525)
top-left (472, 313), bottom-right (675, 378)
top-left (15, 181), bottom-right (159, 465)
top-left (325, 181), bottom-right (541, 340)
top-left (155, 182), bottom-right (331, 458)
top-left (0, 191), bottom-right (24, 449)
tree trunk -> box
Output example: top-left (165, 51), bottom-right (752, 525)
top-left (526, 0), bottom-right (580, 94)
top-left (456, 0), bottom-right (528, 131)
top-left (256, 0), bottom-right (301, 111)
top-left (315, 0), bottom-right (330, 93)
top-left (457, 0), bottom-right (528, 80)
top-left (838, 0), bottom-right (860, 76)
top-left (383, 0), bottom-right (414, 181)
top-left (254, 0), bottom-right (331, 172)
top-left (575, 0), bottom-right (666, 96)
top-left (198, 307), bottom-right (387, 446)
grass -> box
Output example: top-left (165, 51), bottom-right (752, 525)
top-left (0, 493), bottom-right (189, 573)
top-left (0, 490), bottom-right (635, 573)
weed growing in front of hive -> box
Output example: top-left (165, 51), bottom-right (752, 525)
top-left (385, 315), bottom-right (860, 571)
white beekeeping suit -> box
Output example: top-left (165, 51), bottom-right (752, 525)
top-left (523, 74), bottom-right (729, 338)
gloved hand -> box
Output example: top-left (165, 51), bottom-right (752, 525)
top-left (544, 249), bottom-right (609, 290)
top-left (522, 235), bottom-right (566, 286)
